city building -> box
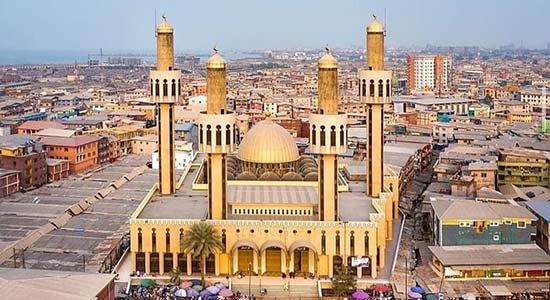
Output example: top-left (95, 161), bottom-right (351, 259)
top-left (16, 121), bottom-right (66, 135)
top-left (407, 55), bottom-right (452, 93)
top-left (497, 148), bottom-right (550, 188)
top-left (525, 201), bottom-right (550, 253)
top-left (0, 135), bottom-right (47, 190)
top-left (46, 158), bottom-right (70, 182)
top-left (41, 135), bottom-right (99, 174)
top-left (0, 169), bottom-right (19, 197)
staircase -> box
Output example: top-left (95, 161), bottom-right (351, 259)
top-left (232, 279), bottom-right (319, 298)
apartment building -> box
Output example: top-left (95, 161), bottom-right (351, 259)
top-left (41, 136), bottom-right (99, 174)
top-left (407, 55), bottom-right (452, 92)
top-left (0, 135), bottom-right (47, 190)
top-left (497, 148), bottom-right (550, 187)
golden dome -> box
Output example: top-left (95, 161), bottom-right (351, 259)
top-left (367, 15), bottom-right (384, 33)
top-left (238, 118), bottom-right (299, 164)
top-left (157, 15), bottom-right (173, 34)
top-left (318, 47), bottom-right (338, 69)
top-left (207, 47), bottom-right (226, 69)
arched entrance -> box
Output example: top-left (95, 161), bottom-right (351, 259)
top-left (231, 240), bottom-right (259, 274)
top-left (289, 240), bottom-right (317, 277)
top-left (260, 240), bottom-right (287, 276)
top-left (136, 252), bottom-right (145, 272)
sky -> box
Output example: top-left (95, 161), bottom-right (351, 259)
top-left (0, 0), bottom-right (548, 53)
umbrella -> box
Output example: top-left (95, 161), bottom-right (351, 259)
top-left (408, 291), bottom-right (422, 299)
top-left (191, 279), bottom-right (202, 286)
top-left (424, 294), bottom-right (438, 300)
top-left (371, 284), bottom-right (389, 293)
top-left (186, 288), bottom-right (199, 297)
top-left (179, 281), bottom-right (193, 289)
top-left (219, 289), bottom-right (233, 297)
top-left (352, 290), bottom-right (370, 300)
top-left (200, 289), bottom-right (213, 297)
top-left (215, 283), bottom-right (226, 290)
top-left (174, 289), bottom-right (187, 297)
top-left (207, 285), bottom-right (220, 294)
top-left (140, 279), bottom-right (155, 288)
top-left (411, 286), bottom-right (425, 294)
top-left (192, 285), bottom-right (203, 291)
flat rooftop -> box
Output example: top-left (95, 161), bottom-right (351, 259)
top-left (429, 244), bottom-right (550, 267)
top-left (0, 155), bottom-right (156, 272)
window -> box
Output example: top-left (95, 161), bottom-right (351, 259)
top-left (489, 221), bottom-right (499, 227)
top-left (493, 234), bottom-right (500, 241)
top-left (459, 221), bottom-right (471, 227)
top-left (504, 220), bottom-right (512, 225)
top-left (481, 173), bottom-right (487, 178)
top-left (517, 221), bottom-right (526, 228)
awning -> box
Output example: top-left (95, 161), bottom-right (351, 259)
top-left (288, 240), bottom-right (317, 254)
top-left (482, 285), bottom-right (512, 297)
top-left (231, 240), bottom-right (259, 253)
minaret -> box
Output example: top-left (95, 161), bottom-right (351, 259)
top-left (309, 48), bottom-right (347, 221)
top-left (198, 48), bottom-right (236, 220)
top-left (359, 16), bottom-right (392, 198)
top-left (151, 16), bottom-right (179, 195)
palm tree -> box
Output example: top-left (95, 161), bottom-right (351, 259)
top-left (169, 267), bottom-right (182, 285)
top-left (180, 222), bottom-right (223, 285)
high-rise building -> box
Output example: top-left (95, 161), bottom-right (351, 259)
top-left (407, 55), bottom-right (452, 93)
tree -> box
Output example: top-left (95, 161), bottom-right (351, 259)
top-left (331, 265), bottom-right (357, 297)
top-left (180, 222), bottom-right (223, 285)
top-left (169, 267), bottom-right (182, 285)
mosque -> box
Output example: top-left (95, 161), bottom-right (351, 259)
top-left (129, 15), bottom-right (400, 280)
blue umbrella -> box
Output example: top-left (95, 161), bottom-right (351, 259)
top-left (411, 286), bottom-right (425, 294)
top-left (186, 288), bottom-right (199, 297)
top-left (200, 289), bottom-right (213, 297)
top-left (191, 279), bottom-right (202, 286)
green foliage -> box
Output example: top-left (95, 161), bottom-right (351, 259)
top-left (169, 267), bottom-right (182, 285)
top-left (180, 222), bottom-right (223, 285)
top-left (331, 265), bottom-right (357, 297)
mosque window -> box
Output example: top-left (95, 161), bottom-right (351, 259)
top-left (264, 229), bottom-right (269, 234)
top-left (216, 125), bottom-right (222, 146)
top-left (378, 80), bottom-right (384, 97)
top-left (386, 80), bottom-right (390, 98)
top-left (369, 80), bottom-right (375, 97)
top-left (165, 229), bottom-right (171, 252)
top-left (150, 80), bottom-right (154, 96)
top-left (155, 79), bottom-right (160, 97)
top-left (226, 125), bottom-right (231, 145)
top-left (330, 126), bottom-right (336, 146)
top-left (171, 79), bottom-right (176, 98)
top-left (350, 231), bottom-right (355, 256)
top-left (236, 229), bottom-right (240, 233)
top-left (199, 125), bottom-right (203, 144)
top-left (335, 231), bottom-right (341, 255)
top-left (206, 125), bottom-right (212, 145)
top-left (178, 79), bottom-right (181, 96)
top-left (362, 79), bottom-right (366, 96)
top-left (293, 230), bottom-right (298, 234)
top-left (311, 125), bottom-right (316, 145)
top-left (163, 79), bottom-right (168, 97)
top-left (321, 231), bottom-right (326, 255)
top-left (279, 230), bottom-right (283, 234)
top-left (250, 229), bottom-right (255, 233)
top-left (320, 126), bottom-right (326, 146)
top-left (340, 125), bottom-right (345, 146)
top-left (152, 229), bottom-right (157, 253)
top-left (221, 230), bottom-right (227, 252)
top-left (138, 228), bottom-right (143, 252)
top-left (364, 232), bottom-right (369, 255)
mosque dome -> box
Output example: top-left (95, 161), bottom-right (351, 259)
top-left (367, 16), bottom-right (384, 33)
top-left (318, 48), bottom-right (338, 69)
top-left (157, 15), bottom-right (173, 33)
top-left (238, 117), bottom-right (299, 164)
top-left (207, 48), bottom-right (226, 69)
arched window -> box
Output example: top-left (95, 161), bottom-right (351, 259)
top-left (386, 79), bottom-right (391, 98)
top-left (226, 125), bottom-right (231, 145)
top-left (369, 80), bottom-right (375, 97)
top-left (163, 79), bottom-right (168, 97)
top-left (312, 125), bottom-right (316, 145)
top-left (321, 231), bottom-right (326, 255)
top-left (165, 229), bottom-right (171, 252)
top-left (378, 80), bottom-right (384, 97)
top-left (138, 228), bottom-right (143, 252)
top-left (335, 231), bottom-right (341, 255)
top-left (155, 79), bottom-right (160, 97)
top-left (152, 228), bottom-right (157, 252)
top-left (177, 79), bottom-right (181, 96)
top-left (206, 125), bottom-right (212, 146)
top-left (362, 79), bottom-right (367, 96)
top-left (330, 125), bottom-right (336, 146)
top-left (179, 229), bottom-right (184, 251)
top-left (171, 79), bottom-right (176, 99)
top-left (364, 232), bottom-right (369, 255)
top-left (216, 125), bottom-right (222, 146)
top-left (340, 125), bottom-right (345, 146)
top-left (221, 229), bottom-right (227, 253)
top-left (150, 79), bottom-right (154, 96)
top-left (320, 125), bottom-right (326, 146)
top-left (350, 231), bottom-right (355, 256)
top-left (199, 124), bottom-right (203, 144)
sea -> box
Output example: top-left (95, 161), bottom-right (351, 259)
top-left (0, 49), bottom-right (263, 65)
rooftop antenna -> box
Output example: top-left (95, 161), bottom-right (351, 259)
top-left (383, 8), bottom-right (387, 37)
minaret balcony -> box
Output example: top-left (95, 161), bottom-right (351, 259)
top-left (308, 113), bottom-right (348, 155)
top-left (197, 112), bottom-right (236, 154)
top-left (358, 69), bottom-right (392, 105)
top-left (149, 70), bottom-right (182, 104)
